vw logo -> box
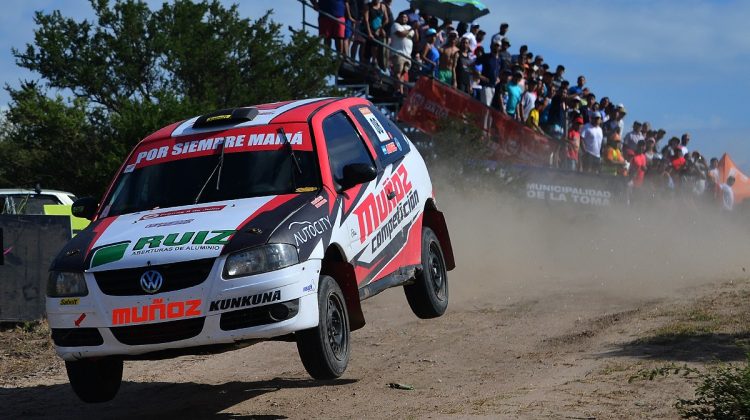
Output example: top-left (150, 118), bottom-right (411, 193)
top-left (140, 270), bottom-right (163, 294)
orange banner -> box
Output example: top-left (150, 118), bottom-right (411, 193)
top-left (719, 153), bottom-right (750, 204)
top-left (398, 77), bottom-right (553, 166)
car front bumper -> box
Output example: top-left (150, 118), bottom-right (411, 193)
top-left (46, 258), bottom-right (321, 361)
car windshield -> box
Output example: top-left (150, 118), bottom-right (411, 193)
top-left (102, 150), bottom-right (319, 217)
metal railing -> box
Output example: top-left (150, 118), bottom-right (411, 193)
top-left (296, 0), bottom-right (430, 73)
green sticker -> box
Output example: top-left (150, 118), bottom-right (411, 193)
top-left (91, 242), bottom-right (129, 268)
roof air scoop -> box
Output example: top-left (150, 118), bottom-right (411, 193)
top-left (192, 107), bottom-right (259, 129)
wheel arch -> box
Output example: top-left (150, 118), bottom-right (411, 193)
top-left (423, 199), bottom-right (456, 271)
top-left (320, 243), bottom-right (366, 331)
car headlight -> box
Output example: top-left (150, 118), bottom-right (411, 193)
top-left (47, 272), bottom-right (88, 297)
top-left (223, 244), bottom-right (299, 279)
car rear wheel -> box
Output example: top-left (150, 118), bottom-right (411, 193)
top-left (404, 227), bottom-right (449, 318)
top-left (65, 357), bottom-right (123, 403)
top-left (296, 275), bottom-right (350, 379)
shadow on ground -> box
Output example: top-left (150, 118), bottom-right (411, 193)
top-left (600, 332), bottom-right (750, 362)
top-left (0, 377), bottom-right (357, 419)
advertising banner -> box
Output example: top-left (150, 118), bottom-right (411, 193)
top-left (398, 76), bottom-right (554, 166)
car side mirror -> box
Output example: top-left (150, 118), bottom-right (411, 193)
top-left (339, 163), bottom-right (377, 191)
top-left (71, 197), bottom-right (99, 220)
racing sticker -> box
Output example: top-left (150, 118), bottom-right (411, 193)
top-left (358, 107), bottom-right (391, 142)
top-left (112, 298), bottom-right (202, 326)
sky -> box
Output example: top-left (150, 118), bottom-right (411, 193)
top-left (1, 0), bottom-right (748, 170)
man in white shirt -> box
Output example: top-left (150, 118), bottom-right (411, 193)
top-left (520, 78), bottom-right (538, 122)
top-left (490, 22), bottom-right (509, 46)
top-left (390, 12), bottom-right (415, 87)
top-left (580, 113), bottom-right (604, 173)
top-left (461, 24), bottom-right (480, 52)
top-left (622, 121), bottom-right (644, 153)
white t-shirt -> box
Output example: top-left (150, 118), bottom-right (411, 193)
top-left (521, 91), bottom-right (536, 122)
top-left (721, 184), bottom-right (734, 211)
top-left (623, 131), bottom-right (644, 150)
top-left (390, 22), bottom-right (414, 56)
top-left (581, 124), bottom-right (604, 157)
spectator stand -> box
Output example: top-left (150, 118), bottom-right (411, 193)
top-left (296, 0), bottom-right (431, 148)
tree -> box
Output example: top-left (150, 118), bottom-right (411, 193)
top-left (1, 0), bottom-right (339, 197)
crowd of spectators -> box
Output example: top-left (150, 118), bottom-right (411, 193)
top-left (310, 0), bottom-right (736, 211)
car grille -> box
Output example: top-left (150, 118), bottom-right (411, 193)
top-left (110, 317), bottom-right (205, 346)
top-left (219, 299), bottom-right (299, 331)
top-left (94, 259), bottom-right (214, 296)
top-left (51, 328), bottom-right (104, 347)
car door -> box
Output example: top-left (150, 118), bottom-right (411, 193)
top-left (317, 109), bottom-right (403, 286)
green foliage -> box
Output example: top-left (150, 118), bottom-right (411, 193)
top-left (628, 363), bottom-right (700, 383)
top-left (625, 357), bottom-right (750, 419)
top-left (676, 356), bottom-right (750, 419)
top-left (1, 0), bottom-right (338, 197)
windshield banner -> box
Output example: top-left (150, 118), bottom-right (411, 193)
top-left (125, 122), bottom-right (311, 170)
top-left (398, 77), bottom-right (553, 167)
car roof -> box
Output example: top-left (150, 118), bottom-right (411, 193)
top-left (139, 97), bottom-right (369, 146)
top-left (0, 189), bottom-right (74, 196)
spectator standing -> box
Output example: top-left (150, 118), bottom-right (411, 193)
top-left (526, 99), bottom-right (546, 134)
top-left (644, 138), bottom-right (661, 166)
top-left (720, 176), bottom-right (736, 211)
top-left (420, 28), bottom-right (440, 77)
top-left (476, 41), bottom-right (502, 106)
top-left (474, 30), bottom-right (486, 56)
top-left (505, 70), bottom-right (524, 120)
top-left (462, 24), bottom-right (480, 52)
top-left (490, 22), bottom-right (509, 45)
top-left (546, 87), bottom-right (568, 138)
top-left (568, 75), bottom-right (586, 96)
top-left (630, 140), bottom-right (648, 187)
top-left (390, 12), bottom-right (415, 91)
top-left (680, 133), bottom-right (690, 156)
top-left (363, 0), bottom-right (389, 70)
top-left (399, 3), bottom-right (420, 25)
top-left (498, 38), bottom-right (512, 71)
top-left (521, 78), bottom-right (539, 121)
top-left (580, 113), bottom-right (604, 173)
top-left (602, 132), bottom-right (627, 176)
top-left (437, 31), bottom-right (459, 86)
top-left (511, 44), bottom-right (528, 65)
top-left (313, 0), bottom-right (347, 53)
top-left (551, 65), bottom-right (566, 91)
top-left (455, 37), bottom-right (475, 93)
top-left (564, 117), bottom-right (582, 171)
top-left (349, 0), bottom-right (366, 60)
top-left (622, 121), bottom-right (644, 157)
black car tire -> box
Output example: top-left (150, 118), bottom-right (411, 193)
top-left (296, 275), bottom-right (351, 379)
top-left (404, 227), bottom-right (449, 318)
top-left (65, 357), bottom-right (123, 403)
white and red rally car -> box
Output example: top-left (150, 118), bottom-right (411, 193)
top-left (47, 97), bottom-right (454, 402)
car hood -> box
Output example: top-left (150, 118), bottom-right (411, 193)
top-left (52, 194), bottom-right (311, 272)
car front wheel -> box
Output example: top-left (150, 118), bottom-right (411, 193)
top-left (404, 227), bottom-right (449, 318)
top-left (296, 275), bottom-right (351, 379)
top-left (65, 357), bottom-right (123, 403)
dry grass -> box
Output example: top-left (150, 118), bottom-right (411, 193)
top-left (0, 320), bottom-right (61, 385)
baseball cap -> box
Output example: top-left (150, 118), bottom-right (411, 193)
top-left (574, 117), bottom-right (584, 124)
top-left (591, 113), bottom-right (602, 119)
top-left (426, 28), bottom-right (437, 36)
top-left (501, 37), bottom-right (511, 45)
top-left (471, 24), bottom-right (480, 30)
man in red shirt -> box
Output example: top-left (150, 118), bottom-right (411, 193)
top-left (671, 148), bottom-right (687, 172)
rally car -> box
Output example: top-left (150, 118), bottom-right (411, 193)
top-left (48, 97), bottom-right (455, 402)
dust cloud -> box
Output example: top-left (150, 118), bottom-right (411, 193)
top-left (430, 166), bottom-right (750, 307)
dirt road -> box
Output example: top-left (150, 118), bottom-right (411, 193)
top-left (2, 187), bottom-right (749, 419)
